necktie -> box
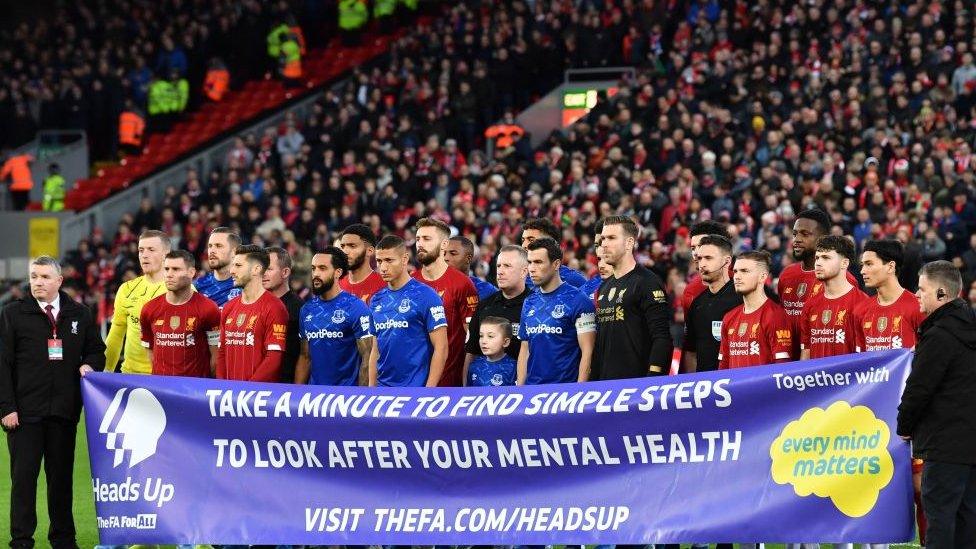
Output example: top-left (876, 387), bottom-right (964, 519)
top-left (45, 304), bottom-right (57, 336)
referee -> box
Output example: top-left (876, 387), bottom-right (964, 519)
top-left (681, 235), bottom-right (738, 373)
top-left (593, 215), bottom-right (673, 380)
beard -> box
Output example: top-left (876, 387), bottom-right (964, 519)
top-left (348, 251), bottom-right (366, 272)
top-left (209, 255), bottom-right (229, 270)
top-left (233, 273), bottom-right (250, 289)
top-left (311, 276), bottom-right (334, 296)
top-left (416, 248), bottom-right (440, 266)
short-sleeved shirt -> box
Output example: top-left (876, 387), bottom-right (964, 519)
top-left (854, 289), bottom-right (926, 351)
top-left (300, 291), bottom-right (373, 386)
top-left (467, 354), bottom-right (517, 387)
top-left (194, 272), bottom-right (241, 308)
top-left (579, 274), bottom-right (603, 303)
top-left (800, 285), bottom-right (869, 359)
top-left (519, 282), bottom-right (596, 384)
top-left (718, 299), bottom-right (794, 369)
top-left (471, 275), bottom-right (498, 301)
top-left (465, 287), bottom-right (531, 360)
top-left (526, 265), bottom-right (587, 290)
top-left (218, 291), bottom-right (289, 381)
top-left (413, 267), bottom-right (479, 387)
top-left (682, 280), bottom-right (740, 373)
top-left (778, 263), bottom-right (858, 320)
top-left (339, 270), bottom-right (387, 305)
top-left (372, 278), bottom-right (447, 387)
top-left (139, 292), bottom-right (221, 377)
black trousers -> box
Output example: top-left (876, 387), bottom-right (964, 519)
top-left (922, 460), bottom-right (976, 549)
top-left (7, 417), bottom-right (78, 549)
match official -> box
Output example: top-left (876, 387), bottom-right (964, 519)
top-left (681, 235), bottom-right (738, 373)
top-left (1, 256), bottom-right (105, 549)
top-left (898, 261), bottom-right (976, 549)
top-left (264, 246), bottom-right (304, 383)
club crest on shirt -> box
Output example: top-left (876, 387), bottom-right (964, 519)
top-left (186, 317), bottom-right (196, 331)
top-left (236, 313), bottom-right (246, 327)
top-left (812, 283), bottom-right (822, 296)
top-left (877, 316), bottom-right (887, 332)
top-left (169, 316), bottom-right (181, 330)
top-left (796, 283), bottom-right (807, 298)
top-left (71, 321), bottom-right (78, 334)
top-left (332, 309), bottom-right (347, 324)
top-left (751, 323), bottom-right (759, 337)
top-left (738, 322), bottom-right (748, 337)
top-left (551, 304), bottom-right (566, 319)
top-left (608, 288), bottom-right (617, 302)
top-left (892, 316), bottom-right (902, 332)
top-left (247, 315), bottom-right (258, 329)
top-left (616, 289), bottom-right (627, 303)
top-left (398, 299), bottom-right (411, 313)
top-left (835, 310), bottom-right (846, 326)
top-left (821, 309), bottom-right (832, 325)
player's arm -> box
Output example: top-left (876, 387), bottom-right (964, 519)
top-left (216, 308), bottom-right (228, 379)
top-left (249, 306), bottom-right (287, 383)
top-left (462, 353), bottom-right (474, 387)
top-left (426, 326), bottom-right (448, 387)
top-left (897, 329), bottom-right (954, 438)
top-left (103, 285), bottom-right (129, 372)
top-left (356, 336), bottom-right (374, 386)
top-left (368, 341), bottom-right (378, 387)
top-left (717, 317), bottom-right (730, 369)
top-left (461, 280), bottom-right (479, 334)
top-left (641, 278), bottom-right (674, 375)
top-left (138, 306), bottom-right (155, 369)
top-left (799, 303), bottom-right (811, 360)
top-left (294, 340), bottom-right (311, 384)
top-left (576, 330), bottom-right (596, 382)
top-left (852, 303), bottom-right (865, 353)
top-left (769, 309), bottom-right (794, 363)
top-left (204, 304), bottom-right (221, 377)
top-left (516, 341), bottom-right (529, 385)
top-left (80, 307), bottom-right (106, 372)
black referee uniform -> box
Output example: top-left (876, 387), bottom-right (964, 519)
top-left (0, 291), bottom-right (105, 549)
top-left (465, 287), bottom-right (531, 360)
top-left (277, 290), bottom-right (304, 383)
top-left (593, 265), bottom-right (673, 379)
top-left (683, 280), bottom-right (740, 373)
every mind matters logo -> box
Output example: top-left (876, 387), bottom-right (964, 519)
top-left (769, 401), bottom-right (894, 517)
top-left (99, 388), bottom-right (167, 468)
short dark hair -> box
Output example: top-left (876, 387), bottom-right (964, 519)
top-left (265, 246), bottom-right (292, 271)
top-left (164, 249), bottom-right (196, 269)
top-left (697, 234), bottom-right (733, 256)
top-left (234, 244), bottom-right (271, 271)
top-left (340, 223), bottom-right (377, 247)
top-left (689, 220), bottom-right (730, 240)
top-left (318, 246), bottom-right (349, 277)
top-left (594, 217), bottom-right (606, 235)
top-left (449, 235), bottom-right (474, 256)
top-left (139, 229), bottom-right (171, 249)
top-left (816, 235), bottom-right (856, 263)
top-left (863, 239), bottom-right (904, 272)
top-left (797, 208), bottom-right (832, 235)
top-left (481, 316), bottom-right (513, 340)
top-left (211, 226), bottom-right (242, 248)
top-left (415, 217), bottom-right (451, 237)
top-left (601, 215), bottom-right (639, 239)
top-left (736, 250), bottom-right (772, 272)
top-left (523, 218), bottom-right (561, 241)
top-left (376, 234), bottom-right (406, 252)
top-left (526, 237), bottom-right (562, 263)
top-left (919, 260), bottom-right (963, 299)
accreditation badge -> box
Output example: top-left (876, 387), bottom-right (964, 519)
top-left (48, 339), bottom-right (64, 361)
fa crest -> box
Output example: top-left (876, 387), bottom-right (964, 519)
top-left (821, 309), bottom-right (833, 325)
top-left (877, 316), bottom-right (888, 333)
top-left (737, 322), bottom-right (748, 337)
top-left (796, 283), bottom-right (807, 297)
top-left (169, 316), bottom-right (180, 330)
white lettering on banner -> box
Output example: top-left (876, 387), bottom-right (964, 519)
top-left (91, 477), bottom-right (175, 508)
top-left (772, 367), bottom-right (890, 392)
top-left (366, 506), bottom-right (630, 533)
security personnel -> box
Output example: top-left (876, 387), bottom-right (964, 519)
top-left (203, 58), bottom-right (230, 102)
top-left (147, 77), bottom-right (174, 132)
top-left (484, 123), bottom-right (526, 149)
top-left (279, 32), bottom-right (303, 86)
top-left (42, 163), bottom-right (66, 212)
top-left (0, 153), bottom-right (34, 211)
top-left (338, 0), bottom-right (368, 46)
top-left (118, 101), bottom-right (146, 154)
top-left (266, 20), bottom-right (291, 60)
top-left (171, 69), bottom-right (189, 114)
top-left (0, 256), bottom-right (105, 549)
top-left (374, 0), bottom-right (396, 32)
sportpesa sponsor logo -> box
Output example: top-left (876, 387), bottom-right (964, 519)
top-left (374, 319), bottom-right (410, 330)
top-left (305, 328), bottom-right (344, 340)
top-left (525, 324), bottom-right (563, 335)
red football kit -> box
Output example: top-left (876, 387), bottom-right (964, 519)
top-left (218, 290), bottom-right (289, 382)
top-left (339, 270), bottom-right (387, 304)
top-left (800, 285), bottom-right (869, 358)
top-left (718, 299), bottom-right (794, 369)
top-left (140, 292), bottom-right (221, 377)
top-left (854, 289), bottom-right (926, 351)
top-left (413, 266), bottom-right (478, 387)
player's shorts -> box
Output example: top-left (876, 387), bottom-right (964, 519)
top-left (912, 458), bottom-right (924, 474)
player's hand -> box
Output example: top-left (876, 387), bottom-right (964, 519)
top-left (1, 412), bottom-right (19, 430)
top-left (79, 364), bottom-right (94, 377)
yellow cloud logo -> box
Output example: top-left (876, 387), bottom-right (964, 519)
top-left (770, 401), bottom-right (893, 517)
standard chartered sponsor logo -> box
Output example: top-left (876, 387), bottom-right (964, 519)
top-left (374, 319), bottom-right (410, 330)
top-left (525, 324), bottom-right (563, 335)
top-left (306, 328), bottom-right (345, 339)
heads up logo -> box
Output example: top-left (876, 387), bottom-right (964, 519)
top-left (99, 388), bottom-right (167, 468)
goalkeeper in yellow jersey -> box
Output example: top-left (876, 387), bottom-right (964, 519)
top-left (104, 229), bottom-right (170, 374)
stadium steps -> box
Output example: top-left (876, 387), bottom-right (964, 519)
top-left (64, 30), bottom-right (403, 211)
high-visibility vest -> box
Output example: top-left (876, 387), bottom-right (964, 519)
top-left (0, 154), bottom-right (34, 192)
top-left (281, 40), bottom-right (302, 79)
top-left (338, 0), bottom-right (368, 30)
top-left (148, 80), bottom-right (170, 115)
top-left (267, 24), bottom-right (290, 58)
top-left (174, 78), bottom-right (189, 112)
top-left (118, 111), bottom-right (146, 146)
top-left (375, 0), bottom-right (396, 18)
top-left (43, 174), bottom-right (66, 211)
top-left (289, 25), bottom-right (307, 55)
top-left (204, 68), bottom-right (229, 101)
top-left (400, 0), bottom-right (418, 11)
top-left (484, 124), bottom-right (526, 148)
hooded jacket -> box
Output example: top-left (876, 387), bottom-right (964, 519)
top-left (897, 298), bottom-right (976, 464)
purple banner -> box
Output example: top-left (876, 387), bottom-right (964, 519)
top-left (82, 350), bottom-right (914, 545)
